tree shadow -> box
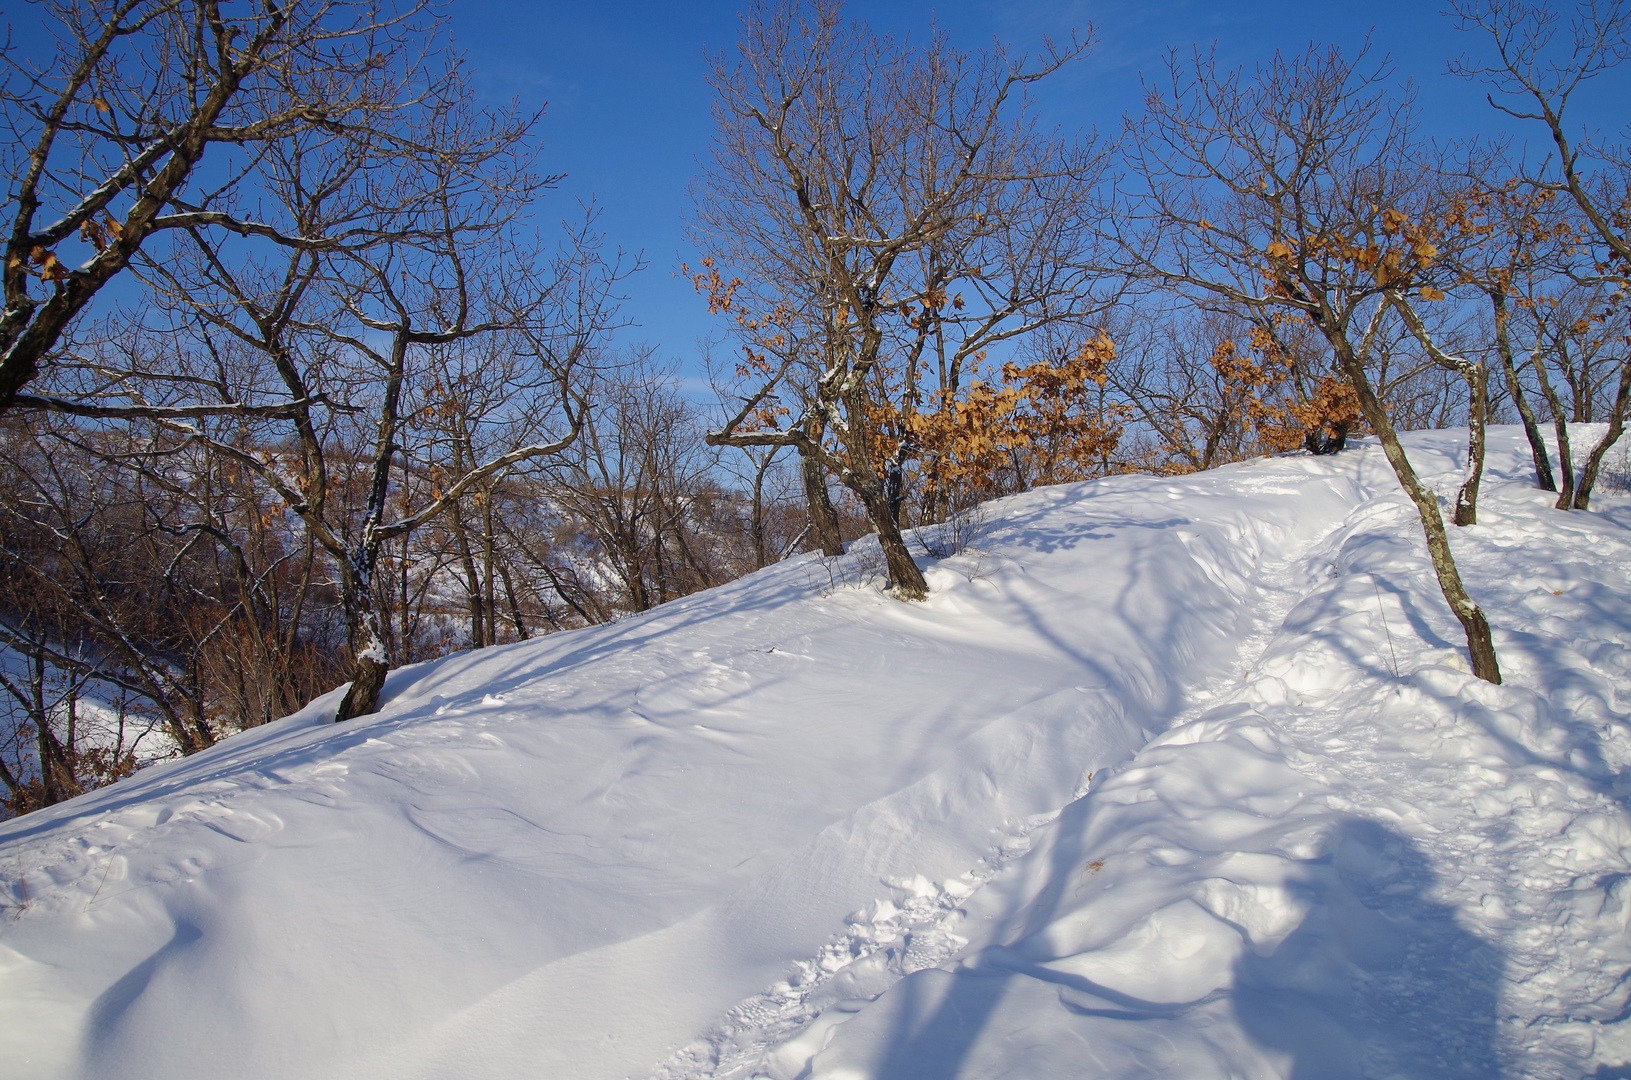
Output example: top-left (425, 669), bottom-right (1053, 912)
top-left (851, 815), bottom-right (1505, 1079)
top-left (867, 795), bottom-right (1093, 1080)
top-left (1233, 817), bottom-right (1503, 1079)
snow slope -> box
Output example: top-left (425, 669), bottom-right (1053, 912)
top-left (2, 429), bottom-right (1629, 1079)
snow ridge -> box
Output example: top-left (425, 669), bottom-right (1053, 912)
top-left (2, 430), bottom-right (1629, 1080)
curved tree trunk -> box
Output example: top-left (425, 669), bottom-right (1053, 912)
top-left (859, 483), bottom-right (928, 600)
top-left (335, 654), bottom-right (389, 725)
top-left (1333, 340), bottom-right (1501, 683)
top-left (1572, 359), bottom-right (1631, 511)
top-left (1491, 293), bottom-right (1557, 491)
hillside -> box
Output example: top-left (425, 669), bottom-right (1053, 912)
top-left (2, 428), bottom-right (1629, 1079)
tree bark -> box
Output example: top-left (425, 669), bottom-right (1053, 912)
top-left (1332, 340), bottom-right (1500, 683)
top-left (801, 418), bottom-right (845, 557)
top-left (497, 561), bottom-right (531, 640)
top-left (449, 494), bottom-right (487, 649)
top-left (1453, 360), bottom-right (1489, 527)
top-left (1532, 352), bottom-right (1577, 508)
top-left (839, 378), bottom-right (930, 599)
top-left (335, 550), bottom-right (392, 722)
top-left (1491, 292), bottom-right (1557, 491)
top-left (1571, 359), bottom-right (1631, 511)
top-left (336, 654), bottom-right (390, 725)
top-left (860, 484), bottom-right (929, 600)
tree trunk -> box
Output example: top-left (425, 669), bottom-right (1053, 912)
top-left (1571, 359), bottom-right (1631, 511)
top-left (447, 447), bottom-right (487, 648)
top-left (861, 484), bottom-right (929, 600)
top-left (497, 561), bottom-right (531, 640)
top-left (800, 423), bottom-right (845, 557)
top-left (837, 377), bottom-right (930, 600)
top-left (750, 454), bottom-right (772, 568)
top-left (1453, 361), bottom-right (1489, 527)
top-left (336, 653), bottom-right (390, 724)
top-left (453, 511), bottom-right (486, 648)
top-left (30, 652), bottom-right (76, 806)
top-left (481, 494), bottom-right (499, 644)
top-left (1533, 356), bottom-right (1576, 508)
top-left (1492, 293), bottom-right (1557, 491)
top-left (1333, 341), bottom-right (1500, 683)
top-left (335, 550), bottom-right (392, 722)
top-left (177, 686), bottom-right (216, 754)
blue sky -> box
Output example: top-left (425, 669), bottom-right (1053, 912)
top-left (447, 0), bottom-right (1622, 369)
top-left (7, 2), bottom-right (1615, 371)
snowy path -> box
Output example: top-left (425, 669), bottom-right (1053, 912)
top-left (650, 458), bottom-right (1368, 1080)
top-left (796, 434), bottom-right (1631, 1079)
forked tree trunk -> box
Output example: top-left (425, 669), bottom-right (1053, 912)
top-left (1332, 340), bottom-right (1501, 683)
top-left (838, 380), bottom-right (930, 600)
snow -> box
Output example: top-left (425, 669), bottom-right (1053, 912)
top-left (2, 427), bottom-right (1630, 1078)
top-left (0, 647), bottom-right (178, 781)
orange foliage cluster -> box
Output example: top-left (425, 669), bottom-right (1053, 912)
top-left (1287, 375), bottom-right (1362, 449)
top-left (891, 333), bottom-right (1123, 503)
top-left (685, 258), bottom-right (794, 430)
top-left (690, 261), bottom-right (1126, 508)
top-left (1263, 202), bottom-right (1490, 301)
top-left (1203, 323), bottom-right (1361, 461)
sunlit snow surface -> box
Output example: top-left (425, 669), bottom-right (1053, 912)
top-left (2, 429), bottom-right (1629, 1079)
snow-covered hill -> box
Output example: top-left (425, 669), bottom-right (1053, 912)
top-left (2, 429), bottom-right (1628, 1079)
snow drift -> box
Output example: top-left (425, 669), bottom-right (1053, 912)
top-left (2, 428), bottom-right (1629, 1079)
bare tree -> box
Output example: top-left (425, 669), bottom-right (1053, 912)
top-left (1450, 0), bottom-right (1631, 509)
top-left (0, 0), bottom-right (434, 415)
top-left (0, 420), bottom-right (216, 781)
top-left (30, 62), bottom-right (629, 721)
top-left (550, 350), bottom-right (726, 613)
top-left (692, 0), bottom-right (1105, 600)
top-left (1105, 301), bottom-right (1364, 473)
top-left (1121, 44), bottom-right (1502, 681)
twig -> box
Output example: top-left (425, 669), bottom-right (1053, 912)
top-left (1373, 576), bottom-right (1401, 678)
top-left (86, 851), bottom-right (117, 912)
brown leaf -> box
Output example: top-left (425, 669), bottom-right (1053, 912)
top-left (80, 219), bottom-right (107, 252)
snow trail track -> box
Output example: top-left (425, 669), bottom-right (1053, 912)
top-left (650, 464), bottom-right (1364, 1080)
top-left (782, 435), bottom-right (1631, 1079)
